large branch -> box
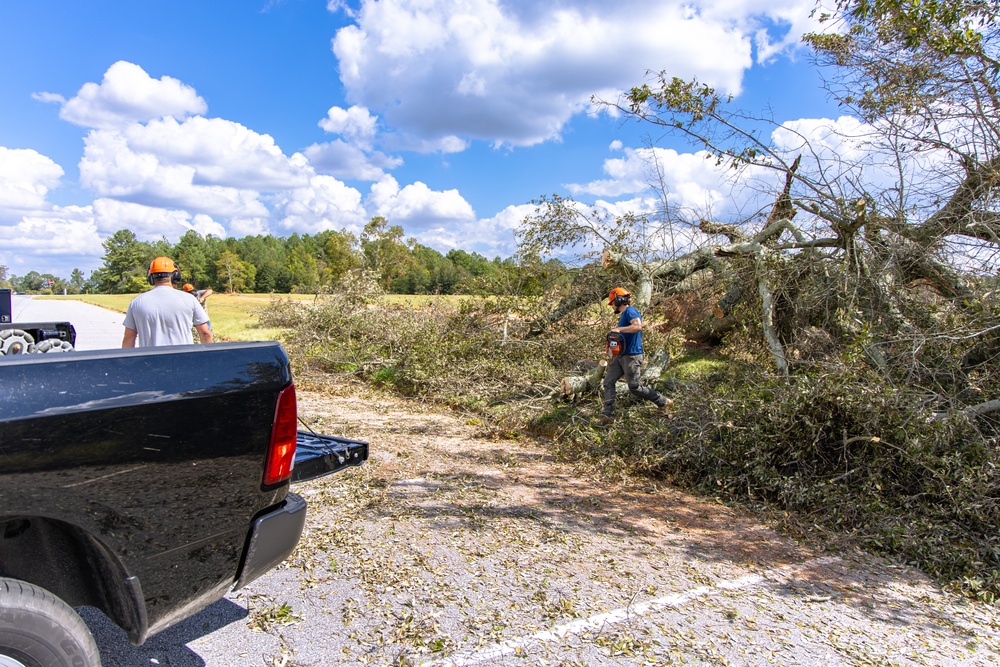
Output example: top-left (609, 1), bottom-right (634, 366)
top-left (757, 256), bottom-right (789, 376)
top-left (764, 155), bottom-right (800, 229)
top-left (966, 400), bottom-right (1000, 419)
top-left (896, 240), bottom-right (974, 301)
top-left (699, 220), bottom-right (747, 243)
top-left (910, 155), bottom-right (1000, 245)
top-left (526, 266), bottom-right (617, 337)
top-left (602, 247), bottom-right (718, 283)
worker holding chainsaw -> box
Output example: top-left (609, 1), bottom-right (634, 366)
top-left (600, 287), bottom-right (673, 423)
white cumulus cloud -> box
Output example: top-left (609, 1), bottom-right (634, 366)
top-left (78, 116), bottom-right (316, 220)
top-left (0, 205), bottom-right (104, 275)
top-left (367, 175), bottom-right (476, 231)
top-left (92, 198), bottom-right (227, 240)
top-left (319, 105), bottom-right (379, 148)
top-left (304, 139), bottom-right (403, 180)
top-left (331, 0), bottom-right (816, 150)
top-left (274, 175), bottom-right (368, 234)
top-left (566, 146), bottom-right (753, 218)
top-left (0, 147), bottom-right (64, 217)
top-left (53, 61), bottom-right (207, 129)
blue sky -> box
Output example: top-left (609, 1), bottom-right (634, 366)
top-left (0, 0), bottom-right (840, 277)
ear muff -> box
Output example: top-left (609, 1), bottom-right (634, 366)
top-left (608, 287), bottom-right (631, 306)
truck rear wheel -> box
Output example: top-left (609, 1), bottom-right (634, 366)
top-left (0, 577), bottom-right (100, 667)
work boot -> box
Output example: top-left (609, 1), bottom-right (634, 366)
top-left (658, 398), bottom-right (674, 415)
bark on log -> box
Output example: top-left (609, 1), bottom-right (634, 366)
top-left (560, 360), bottom-right (608, 395)
top-left (910, 155), bottom-right (1000, 246)
top-left (933, 399), bottom-right (1000, 421)
top-left (965, 399), bottom-right (1000, 419)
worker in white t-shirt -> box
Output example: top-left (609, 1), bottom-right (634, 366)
top-left (122, 257), bottom-right (212, 347)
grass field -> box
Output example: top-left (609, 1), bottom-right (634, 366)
top-left (40, 293), bottom-right (318, 342)
top-left (40, 292), bottom-right (467, 342)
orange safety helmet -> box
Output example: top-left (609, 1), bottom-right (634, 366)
top-left (182, 283), bottom-right (194, 292)
top-left (608, 287), bottom-right (631, 306)
top-left (147, 257), bottom-right (181, 285)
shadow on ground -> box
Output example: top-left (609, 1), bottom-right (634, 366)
top-left (79, 598), bottom-right (247, 667)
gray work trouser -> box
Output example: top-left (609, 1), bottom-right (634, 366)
top-left (602, 353), bottom-right (666, 416)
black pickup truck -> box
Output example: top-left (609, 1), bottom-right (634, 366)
top-left (0, 340), bottom-right (367, 667)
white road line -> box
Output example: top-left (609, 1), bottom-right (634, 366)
top-left (419, 556), bottom-right (842, 667)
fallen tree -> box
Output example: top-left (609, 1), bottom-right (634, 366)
top-left (558, 350), bottom-right (670, 399)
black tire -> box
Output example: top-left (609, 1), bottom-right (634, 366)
top-left (0, 578), bottom-right (100, 667)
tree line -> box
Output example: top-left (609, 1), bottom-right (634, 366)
top-left (1, 216), bottom-right (566, 296)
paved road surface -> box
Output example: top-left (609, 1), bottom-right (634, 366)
top-left (10, 295), bottom-right (124, 350)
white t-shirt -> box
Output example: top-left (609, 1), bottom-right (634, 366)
top-left (123, 285), bottom-right (210, 347)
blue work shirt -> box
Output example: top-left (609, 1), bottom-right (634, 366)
top-left (617, 305), bottom-right (644, 355)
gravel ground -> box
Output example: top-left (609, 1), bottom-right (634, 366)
top-left (83, 383), bottom-right (1000, 667)
top-left (19, 297), bottom-right (997, 666)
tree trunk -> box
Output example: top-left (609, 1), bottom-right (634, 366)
top-left (560, 360), bottom-right (607, 395)
top-left (757, 259), bottom-right (789, 376)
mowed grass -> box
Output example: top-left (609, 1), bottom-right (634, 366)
top-left (41, 293), bottom-right (316, 342)
top-left (40, 292), bottom-right (465, 342)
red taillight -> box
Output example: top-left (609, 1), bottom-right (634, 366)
top-left (263, 384), bottom-right (297, 486)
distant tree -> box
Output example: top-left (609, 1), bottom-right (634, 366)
top-left (216, 250), bottom-right (255, 294)
top-left (69, 268), bottom-right (85, 293)
top-left (42, 274), bottom-right (69, 295)
top-left (11, 272), bottom-right (45, 293)
top-left (11, 271), bottom-right (67, 294)
top-left (361, 217), bottom-right (414, 291)
top-left (147, 236), bottom-right (173, 263)
top-left (96, 230), bottom-right (149, 293)
top-left (391, 244), bottom-right (466, 294)
top-left (173, 230), bottom-right (211, 287)
top-left (0, 265), bottom-right (10, 289)
top-left (84, 270), bottom-right (101, 293)
top-left (287, 244), bottom-right (320, 292)
top-left (240, 234), bottom-right (291, 292)
top-left (321, 230), bottom-right (362, 285)
top-left (447, 249), bottom-right (496, 288)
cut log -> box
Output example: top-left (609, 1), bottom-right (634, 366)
top-left (560, 360), bottom-right (607, 395)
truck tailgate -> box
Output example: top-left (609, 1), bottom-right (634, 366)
top-left (293, 431), bottom-right (368, 482)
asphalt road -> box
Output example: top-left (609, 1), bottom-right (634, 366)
top-left (9, 295), bottom-right (124, 350)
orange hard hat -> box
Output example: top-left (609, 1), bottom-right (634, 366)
top-left (148, 256), bottom-right (177, 275)
top-left (608, 287), bottom-right (631, 306)
top-left (183, 283), bottom-right (194, 292)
